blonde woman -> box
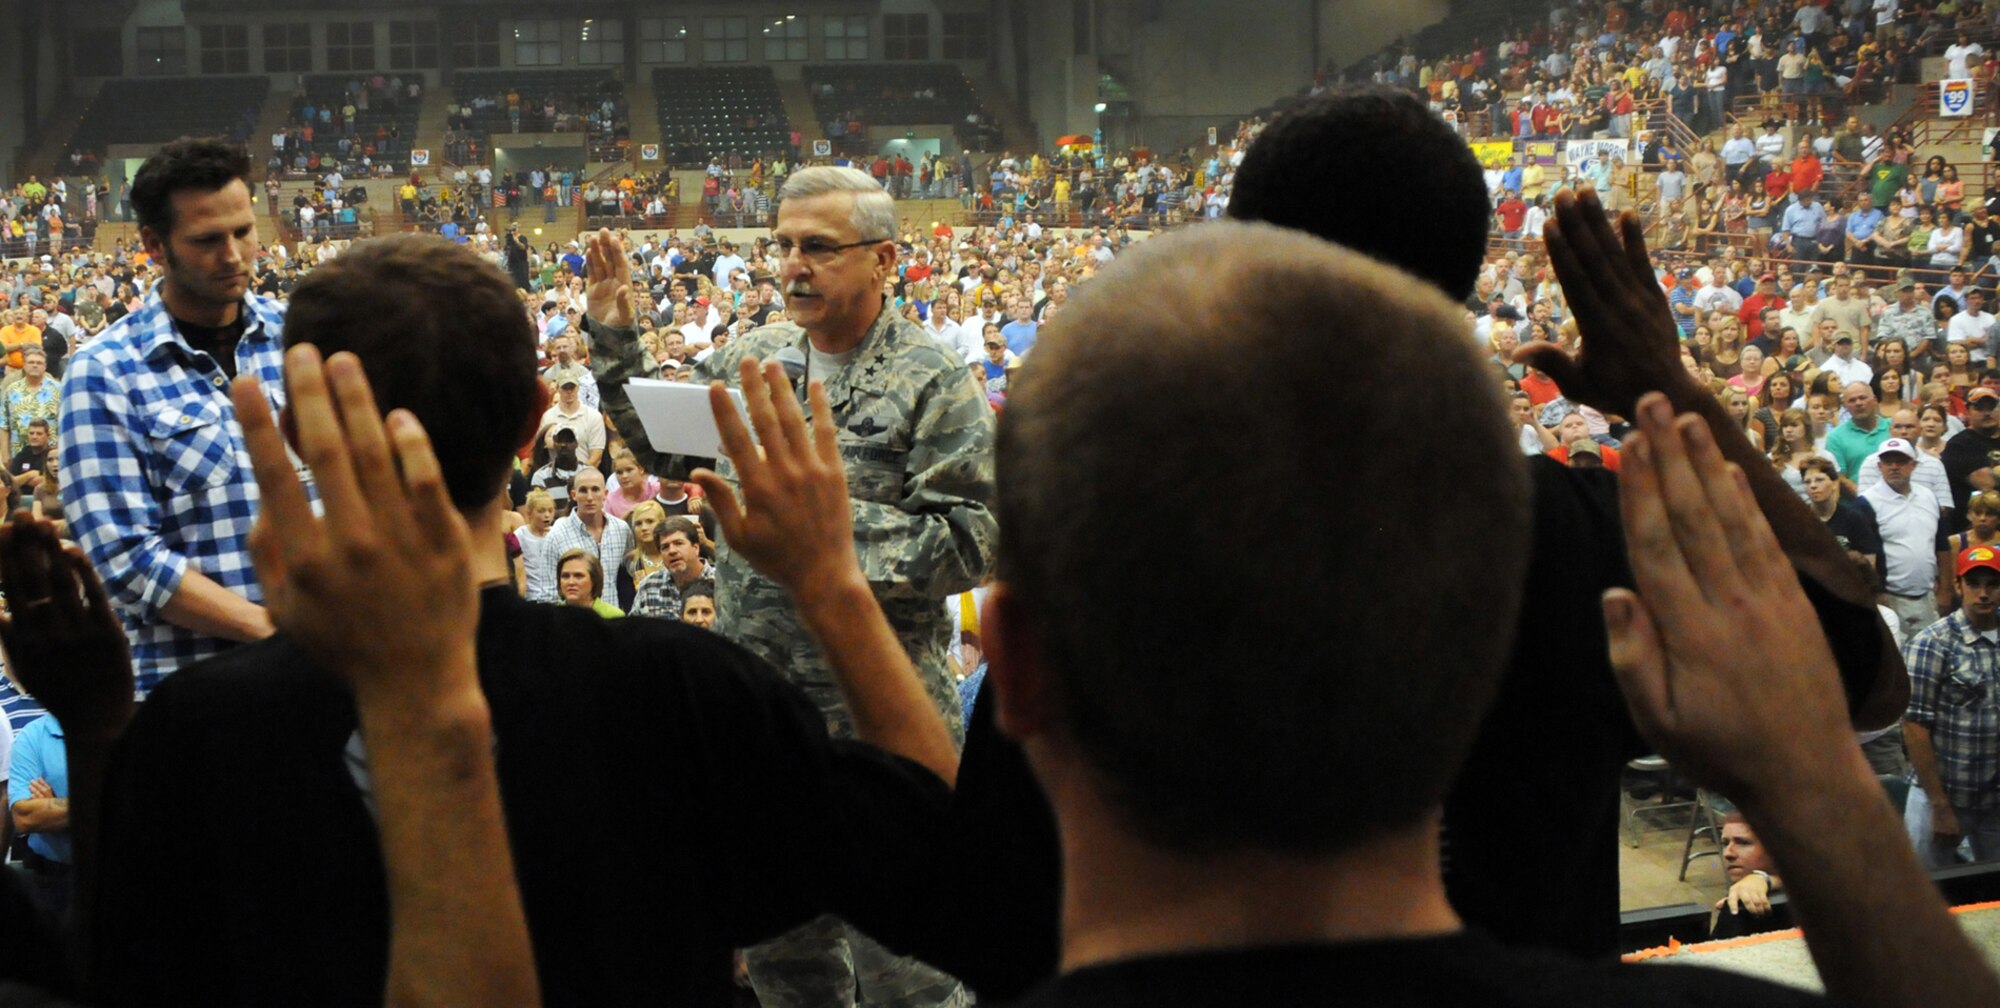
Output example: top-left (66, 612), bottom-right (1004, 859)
top-left (617, 500), bottom-right (671, 611)
top-left (1770, 407), bottom-right (1837, 501)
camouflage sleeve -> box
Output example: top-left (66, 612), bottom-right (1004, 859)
top-left (855, 364), bottom-right (997, 601)
top-left (582, 316), bottom-right (671, 476)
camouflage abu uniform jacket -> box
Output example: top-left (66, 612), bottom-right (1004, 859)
top-left (588, 300), bottom-right (997, 740)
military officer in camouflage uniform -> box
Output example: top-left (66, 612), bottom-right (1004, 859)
top-left (583, 166), bottom-right (995, 1008)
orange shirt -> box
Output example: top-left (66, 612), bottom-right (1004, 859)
top-left (0, 323), bottom-right (41, 370)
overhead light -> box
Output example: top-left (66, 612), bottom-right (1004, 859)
top-left (1094, 102), bottom-right (1107, 113)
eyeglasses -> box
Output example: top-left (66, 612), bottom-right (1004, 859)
top-left (771, 236), bottom-right (889, 263)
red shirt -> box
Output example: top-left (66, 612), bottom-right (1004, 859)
top-left (1739, 293), bottom-right (1786, 339)
top-left (1498, 198), bottom-right (1529, 231)
top-left (1790, 156), bottom-right (1823, 193)
top-left (1521, 370), bottom-right (1562, 406)
top-left (1764, 168), bottom-right (1792, 201)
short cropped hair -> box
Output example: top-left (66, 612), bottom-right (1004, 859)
top-left (778, 166), bottom-right (896, 242)
top-left (131, 137), bottom-right (251, 239)
top-left (1229, 86), bottom-right (1490, 300)
top-left (997, 223), bottom-right (1530, 855)
top-left (281, 234), bottom-right (541, 511)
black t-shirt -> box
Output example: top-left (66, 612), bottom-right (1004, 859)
top-left (1005, 936), bottom-right (1833, 1007)
top-left (92, 587), bottom-right (1055, 1007)
top-left (1941, 426), bottom-right (2000, 530)
top-left (1970, 220), bottom-right (2000, 259)
top-left (1824, 500), bottom-right (1885, 579)
top-left (9, 446), bottom-right (47, 478)
top-left (1442, 458), bottom-right (1885, 960)
top-left (173, 313), bottom-right (248, 380)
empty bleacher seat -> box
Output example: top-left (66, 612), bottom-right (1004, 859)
top-left (652, 67), bottom-right (791, 167)
top-left (72, 77), bottom-right (269, 154)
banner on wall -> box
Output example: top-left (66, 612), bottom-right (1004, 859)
top-left (639, 144), bottom-right (660, 161)
top-left (1468, 140), bottom-right (1514, 166)
top-left (410, 149), bottom-right (430, 166)
top-left (1562, 139), bottom-right (1629, 173)
top-left (812, 139), bottom-right (833, 157)
top-left (1942, 78), bottom-right (1976, 118)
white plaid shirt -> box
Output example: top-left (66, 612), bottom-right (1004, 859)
top-left (58, 290), bottom-right (290, 696)
top-left (1906, 610), bottom-right (2000, 810)
top-left (530, 512), bottom-right (633, 603)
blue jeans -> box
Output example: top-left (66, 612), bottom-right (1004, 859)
top-left (1905, 783), bottom-right (2000, 869)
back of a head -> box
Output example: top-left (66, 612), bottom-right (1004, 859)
top-left (997, 222), bottom-right (1530, 856)
top-left (282, 234), bottom-right (541, 512)
top-left (1227, 85), bottom-right (1489, 301)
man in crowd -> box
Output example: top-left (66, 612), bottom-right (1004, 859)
top-left (1949, 287), bottom-right (1997, 366)
top-left (1942, 387), bottom-right (2000, 527)
top-left (1861, 438), bottom-right (1945, 641)
top-left (529, 468), bottom-right (632, 604)
top-left (1827, 381), bottom-right (1892, 478)
top-left (630, 516), bottom-right (712, 620)
top-left (60, 137), bottom-right (286, 695)
top-left (1820, 332), bottom-right (1873, 388)
top-left (1878, 278), bottom-right (1941, 356)
top-left (588, 168), bottom-right (997, 1005)
top-left (1811, 274), bottom-right (1872, 350)
top-left (1858, 410), bottom-right (1952, 521)
top-left (2, 347), bottom-right (59, 463)
top-left (1225, 84), bottom-right (1901, 961)
top-left (530, 426), bottom-right (581, 516)
top-left (88, 233), bottom-right (988, 1006)
top-left (1904, 544), bottom-right (2000, 867)
top-left (537, 374), bottom-right (605, 468)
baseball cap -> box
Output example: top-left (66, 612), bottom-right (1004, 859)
top-left (1958, 545), bottom-right (2000, 577)
top-left (1876, 437), bottom-right (1918, 460)
top-left (1759, 272), bottom-right (1776, 282)
top-left (1832, 333), bottom-right (1853, 344)
top-left (1566, 437), bottom-right (1602, 457)
top-left (1972, 387), bottom-right (2000, 407)
top-left (1676, 267), bottom-right (1695, 279)
top-left (550, 426), bottom-right (578, 442)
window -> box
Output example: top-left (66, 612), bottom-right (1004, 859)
top-left (136, 27), bottom-right (187, 76)
top-left (638, 18), bottom-right (688, 63)
top-left (942, 13), bottom-right (989, 60)
top-left (702, 17), bottom-right (747, 63)
top-left (823, 15), bottom-right (869, 61)
top-left (326, 22), bottom-right (376, 72)
top-left (514, 19), bottom-right (561, 66)
top-left (388, 21), bottom-right (439, 70)
top-left (762, 15), bottom-right (807, 62)
top-left (197, 24), bottom-right (249, 74)
top-left (74, 28), bottom-right (124, 76)
top-left (577, 18), bottom-right (623, 64)
top-left (449, 21), bottom-right (502, 68)
top-left (883, 14), bottom-right (929, 60)
top-left (263, 22), bottom-right (311, 73)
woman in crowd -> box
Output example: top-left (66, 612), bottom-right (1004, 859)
top-left (1873, 198), bottom-right (1914, 269)
top-left (1873, 340), bottom-right (1919, 397)
top-left (1756, 370), bottom-right (1799, 430)
top-left (605, 447), bottom-right (662, 520)
top-left (1944, 490), bottom-right (2000, 567)
top-left (1746, 183), bottom-right (1774, 243)
top-left (681, 585), bottom-right (717, 631)
top-left (1908, 206), bottom-right (1939, 267)
top-left (556, 549), bottom-right (622, 618)
top-left (1802, 456), bottom-right (1878, 582)
top-left (1872, 366), bottom-right (1912, 418)
top-left (616, 500), bottom-right (670, 613)
top-left (1722, 386), bottom-right (1766, 449)
top-left (1771, 407), bottom-right (1835, 502)
top-left (1765, 328), bottom-right (1811, 376)
top-left (1919, 156), bottom-right (1948, 210)
top-left (1805, 388), bottom-right (1841, 447)
top-left (1709, 815), bottom-right (1788, 940)
top-left (1728, 345), bottom-right (1768, 397)
top-left (1917, 401), bottom-right (1957, 456)
top-left (1944, 339), bottom-right (1977, 391)
top-left (1927, 206), bottom-right (1966, 271)
top-left (1937, 164), bottom-right (1966, 223)
top-left (1721, 179), bottom-right (1748, 236)
top-left (516, 488), bottom-right (557, 602)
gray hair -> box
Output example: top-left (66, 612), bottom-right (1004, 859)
top-left (778, 166), bottom-right (896, 241)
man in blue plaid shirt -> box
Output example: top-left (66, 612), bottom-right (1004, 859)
top-left (1903, 544), bottom-right (2000, 867)
top-left (58, 138), bottom-right (290, 696)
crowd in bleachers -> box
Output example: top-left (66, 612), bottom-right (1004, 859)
top-left (267, 74), bottom-right (421, 181)
top-left (447, 70), bottom-right (630, 162)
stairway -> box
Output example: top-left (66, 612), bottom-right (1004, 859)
top-left (626, 77), bottom-right (661, 161)
top-left (964, 73), bottom-right (1035, 154)
top-left (249, 86), bottom-right (296, 181)
top-left (411, 82), bottom-right (455, 175)
top-left (777, 80), bottom-right (825, 152)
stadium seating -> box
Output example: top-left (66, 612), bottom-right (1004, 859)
top-left (803, 63), bottom-right (986, 147)
top-left (71, 76), bottom-right (267, 155)
top-left (652, 67), bottom-right (791, 167)
top-left (298, 75), bottom-right (421, 171)
top-left (451, 69), bottom-right (623, 147)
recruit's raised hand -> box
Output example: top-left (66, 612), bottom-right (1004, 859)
top-left (0, 514), bottom-right (132, 735)
top-left (584, 227), bottom-right (635, 330)
top-left (233, 347), bottom-right (479, 707)
top-left (690, 358), bottom-right (859, 595)
top-left (1515, 188), bottom-right (1693, 417)
top-left (1600, 393), bottom-right (1860, 804)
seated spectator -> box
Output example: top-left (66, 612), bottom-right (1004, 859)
top-left (1708, 814), bottom-right (1789, 940)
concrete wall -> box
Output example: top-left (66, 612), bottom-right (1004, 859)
top-left (2, 4), bottom-right (67, 188)
top-left (995, 0), bottom-right (1449, 155)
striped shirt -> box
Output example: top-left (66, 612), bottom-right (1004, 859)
top-left (1905, 610), bottom-right (2000, 810)
top-left (58, 290), bottom-right (291, 696)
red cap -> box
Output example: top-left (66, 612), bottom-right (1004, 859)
top-left (1958, 545), bottom-right (2000, 578)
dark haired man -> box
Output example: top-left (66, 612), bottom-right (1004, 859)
top-left (59, 137), bottom-right (286, 695)
top-left (89, 233), bottom-right (980, 1007)
top-left (1228, 86), bottom-right (1901, 958)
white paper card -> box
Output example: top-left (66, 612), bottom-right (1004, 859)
top-left (623, 378), bottom-right (750, 459)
